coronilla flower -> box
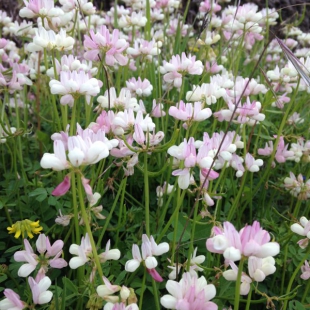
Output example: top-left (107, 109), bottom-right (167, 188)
top-left (104, 302), bottom-right (139, 310)
top-left (97, 87), bottom-right (139, 111)
top-left (41, 125), bottom-right (118, 170)
top-left (28, 27), bottom-right (74, 52)
top-left (248, 256), bottom-right (276, 282)
top-left (125, 234), bottom-right (169, 282)
top-left (258, 136), bottom-right (294, 164)
top-left (0, 289), bottom-right (26, 310)
top-left (214, 97), bottom-right (265, 126)
top-left (84, 25), bottom-right (128, 65)
top-left (69, 234), bottom-right (120, 269)
top-left (186, 83), bottom-right (226, 105)
top-left (7, 219), bottom-right (43, 239)
top-left (14, 234), bottom-right (67, 281)
top-left (28, 276), bottom-right (53, 305)
top-left (19, 0), bottom-right (64, 19)
top-left (223, 261), bottom-right (252, 295)
top-left (301, 261), bottom-right (310, 280)
top-left (160, 53), bottom-right (203, 89)
top-left (126, 77), bottom-right (153, 97)
top-left (118, 11), bottom-right (147, 29)
top-left (169, 101), bottom-right (212, 126)
top-left (284, 172), bottom-right (310, 200)
top-left (160, 272), bottom-right (217, 309)
top-left (49, 70), bottom-right (102, 106)
top-left (206, 221), bottom-right (280, 262)
top-left (127, 39), bottom-right (160, 60)
top-left (291, 217), bottom-right (310, 249)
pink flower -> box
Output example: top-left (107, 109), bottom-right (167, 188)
top-left (169, 101), bottom-right (212, 124)
top-left (84, 25), bottom-right (128, 65)
top-left (150, 100), bottom-right (166, 118)
top-left (244, 153), bottom-right (263, 172)
top-left (0, 289), bottom-right (25, 310)
top-left (206, 221), bottom-right (280, 261)
top-left (214, 97), bottom-right (265, 125)
top-left (49, 70), bottom-right (102, 106)
top-left (258, 136), bottom-right (294, 164)
top-left (104, 302), bottom-right (139, 310)
top-left (52, 175), bottom-right (71, 196)
top-left (160, 53), bottom-right (203, 88)
top-left (19, 0), bottom-right (63, 19)
top-left (126, 77), bottom-right (153, 97)
top-left (248, 256), bottom-right (276, 282)
top-left (160, 272), bottom-right (217, 309)
top-left (69, 233), bottom-right (92, 269)
top-left (127, 39), bottom-right (160, 60)
top-left (14, 234), bottom-right (67, 281)
top-left (28, 276), bottom-right (53, 305)
top-left (223, 261), bottom-right (252, 295)
top-left (284, 173), bottom-right (310, 201)
top-left (301, 261), bottom-right (310, 280)
top-left (69, 234), bottom-right (120, 269)
top-left (125, 234), bottom-right (169, 282)
top-left (291, 217), bottom-right (310, 249)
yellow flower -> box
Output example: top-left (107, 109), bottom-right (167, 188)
top-left (7, 219), bottom-right (43, 239)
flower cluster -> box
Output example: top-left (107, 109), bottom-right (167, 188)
top-left (125, 235), bottom-right (169, 282)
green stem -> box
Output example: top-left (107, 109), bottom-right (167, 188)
top-left (139, 268), bottom-right (147, 309)
top-left (151, 279), bottom-right (161, 310)
top-left (156, 189), bottom-right (186, 244)
top-left (71, 173), bottom-right (81, 244)
top-left (234, 257), bottom-right (246, 310)
top-left (245, 284), bottom-right (253, 310)
top-left (97, 177), bottom-right (127, 247)
top-left (144, 152), bottom-right (150, 236)
top-left (283, 245), bottom-right (310, 310)
top-left (301, 273), bottom-right (310, 303)
top-left (227, 171), bottom-right (248, 221)
top-left (76, 176), bottom-right (104, 282)
top-left (70, 100), bottom-right (77, 135)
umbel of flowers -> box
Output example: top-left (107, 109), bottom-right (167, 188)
top-left (207, 221), bottom-right (280, 306)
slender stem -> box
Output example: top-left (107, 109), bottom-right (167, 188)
top-left (71, 173), bottom-right (80, 244)
top-left (234, 257), bottom-right (246, 310)
top-left (139, 268), bottom-right (147, 309)
top-left (170, 188), bottom-right (180, 264)
top-left (283, 245), bottom-right (310, 310)
top-left (151, 279), bottom-right (161, 310)
top-left (227, 171), bottom-right (248, 221)
top-left (301, 273), bottom-right (310, 303)
top-left (70, 100), bottom-right (77, 135)
top-left (245, 284), bottom-right (253, 310)
top-left (77, 176), bottom-right (104, 282)
top-left (97, 177), bottom-right (127, 247)
top-left (144, 152), bottom-right (150, 236)
top-left (157, 189), bottom-right (186, 244)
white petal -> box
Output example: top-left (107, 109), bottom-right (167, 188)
top-left (38, 291), bottom-right (53, 304)
top-left (160, 295), bottom-right (177, 309)
top-left (125, 259), bottom-right (140, 272)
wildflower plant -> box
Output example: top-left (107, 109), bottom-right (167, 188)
top-left (0, 1), bottom-right (310, 310)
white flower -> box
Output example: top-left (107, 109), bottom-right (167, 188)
top-left (28, 276), bottom-right (53, 305)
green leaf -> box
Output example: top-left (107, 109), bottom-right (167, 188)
top-left (0, 274), bottom-right (7, 283)
top-left (62, 277), bottom-right (78, 294)
top-left (167, 218), bottom-right (191, 242)
top-left (115, 270), bottom-right (127, 285)
top-left (289, 300), bottom-right (306, 310)
top-left (0, 242), bottom-right (5, 251)
top-left (29, 188), bottom-right (47, 202)
top-left (5, 245), bottom-right (22, 254)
